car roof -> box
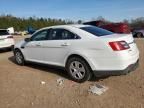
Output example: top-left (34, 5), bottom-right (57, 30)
top-left (42, 24), bottom-right (91, 29)
top-left (33, 24), bottom-right (95, 40)
top-left (69, 24), bottom-right (91, 28)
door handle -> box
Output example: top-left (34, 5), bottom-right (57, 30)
top-left (35, 44), bottom-right (41, 46)
top-left (61, 43), bottom-right (70, 46)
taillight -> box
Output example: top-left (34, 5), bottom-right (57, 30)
top-left (109, 41), bottom-right (130, 51)
top-left (7, 36), bottom-right (13, 38)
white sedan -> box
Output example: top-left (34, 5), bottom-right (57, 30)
top-left (14, 25), bottom-right (139, 82)
top-left (0, 29), bottom-right (14, 50)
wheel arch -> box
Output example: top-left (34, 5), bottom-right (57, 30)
top-left (14, 48), bottom-right (21, 52)
top-left (14, 48), bottom-right (25, 59)
top-left (14, 48), bottom-right (22, 55)
top-left (65, 54), bottom-right (94, 71)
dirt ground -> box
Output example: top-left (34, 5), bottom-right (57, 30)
top-left (0, 36), bottom-right (144, 108)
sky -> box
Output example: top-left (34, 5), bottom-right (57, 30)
top-left (0, 0), bottom-right (144, 22)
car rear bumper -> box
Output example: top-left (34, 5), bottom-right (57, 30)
top-left (93, 59), bottom-right (139, 77)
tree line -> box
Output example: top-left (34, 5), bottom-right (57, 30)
top-left (0, 15), bottom-right (73, 31)
top-left (0, 15), bottom-right (144, 31)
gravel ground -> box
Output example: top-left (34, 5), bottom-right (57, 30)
top-left (0, 36), bottom-right (144, 108)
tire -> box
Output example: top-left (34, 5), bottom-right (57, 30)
top-left (66, 57), bottom-right (92, 83)
top-left (14, 49), bottom-right (25, 66)
top-left (136, 32), bottom-right (143, 38)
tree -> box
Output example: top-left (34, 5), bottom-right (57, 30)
top-left (0, 15), bottom-right (72, 31)
top-left (97, 16), bottom-right (105, 21)
top-left (130, 17), bottom-right (144, 29)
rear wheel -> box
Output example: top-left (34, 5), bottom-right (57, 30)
top-left (14, 49), bottom-right (25, 66)
top-left (136, 32), bottom-right (143, 38)
top-left (66, 57), bottom-right (92, 83)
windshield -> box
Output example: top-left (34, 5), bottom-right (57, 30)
top-left (80, 26), bottom-right (114, 36)
top-left (0, 30), bottom-right (9, 36)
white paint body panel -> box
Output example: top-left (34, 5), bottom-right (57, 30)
top-left (14, 25), bottom-right (139, 71)
top-left (0, 35), bottom-right (14, 49)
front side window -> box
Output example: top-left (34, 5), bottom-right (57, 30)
top-left (80, 26), bottom-right (114, 36)
top-left (49, 29), bottom-right (80, 40)
top-left (31, 29), bottom-right (50, 41)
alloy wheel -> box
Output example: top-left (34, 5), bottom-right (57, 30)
top-left (69, 61), bottom-right (86, 80)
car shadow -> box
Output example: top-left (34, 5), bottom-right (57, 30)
top-left (8, 56), bottom-right (109, 82)
top-left (90, 75), bottom-right (109, 82)
top-left (0, 49), bottom-right (12, 53)
top-left (8, 56), bottom-right (72, 80)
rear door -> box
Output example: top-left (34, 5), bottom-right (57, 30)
top-left (41, 28), bottom-right (80, 66)
top-left (0, 30), bottom-right (11, 46)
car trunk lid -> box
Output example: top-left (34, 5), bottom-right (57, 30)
top-left (101, 34), bottom-right (138, 55)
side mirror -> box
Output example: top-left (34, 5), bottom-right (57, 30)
top-left (24, 38), bottom-right (31, 42)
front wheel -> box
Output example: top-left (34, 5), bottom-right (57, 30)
top-left (66, 57), bottom-right (92, 83)
top-left (14, 49), bottom-right (25, 66)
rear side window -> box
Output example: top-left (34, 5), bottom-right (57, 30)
top-left (80, 26), bottom-right (114, 36)
top-left (49, 29), bottom-right (80, 40)
top-left (0, 30), bottom-right (9, 36)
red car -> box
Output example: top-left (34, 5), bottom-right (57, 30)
top-left (83, 20), bottom-right (131, 34)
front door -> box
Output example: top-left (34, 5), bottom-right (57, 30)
top-left (24, 29), bottom-right (50, 62)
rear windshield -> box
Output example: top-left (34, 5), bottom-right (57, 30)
top-left (0, 30), bottom-right (9, 36)
top-left (80, 26), bottom-right (114, 36)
